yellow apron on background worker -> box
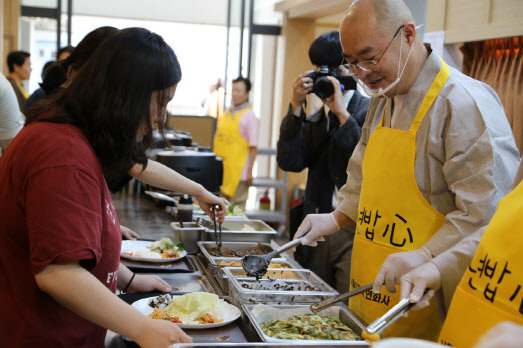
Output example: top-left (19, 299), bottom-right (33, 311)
top-left (16, 80), bottom-right (29, 99)
top-left (349, 60), bottom-right (450, 341)
top-left (213, 106), bottom-right (250, 197)
top-left (438, 180), bottom-right (523, 347)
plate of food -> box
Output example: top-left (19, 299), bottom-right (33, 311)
top-left (132, 292), bottom-right (241, 329)
top-left (121, 238), bottom-right (187, 263)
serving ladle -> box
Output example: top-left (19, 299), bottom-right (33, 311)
top-left (241, 238), bottom-right (303, 279)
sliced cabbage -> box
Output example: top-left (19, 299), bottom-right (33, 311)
top-left (150, 238), bottom-right (176, 252)
top-left (164, 292), bottom-right (219, 323)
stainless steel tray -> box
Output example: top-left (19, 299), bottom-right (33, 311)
top-left (224, 268), bottom-right (338, 305)
top-left (212, 261), bottom-right (296, 294)
top-left (198, 241), bottom-right (286, 294)
top-left (197, 219), bottom-right (277, 243)
top-left (198, 241), bottom-right (286, 266)
top-left (242, 304), bottom-right (368, 346)
top-left (210, 258), bottom-right (294, 274)
top-left (170, 222), bottom-right (206, 254)
top-left (158, 273), bottom-right (215, 293)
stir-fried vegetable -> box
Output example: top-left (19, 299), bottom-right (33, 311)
top-left (261, 314), bottom-right (361, 341)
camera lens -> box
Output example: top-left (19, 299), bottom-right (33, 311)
top-left (313, 76), bottom-right (335, 99)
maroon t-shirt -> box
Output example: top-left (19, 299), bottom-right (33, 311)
top-left (0, 119), bottom-right (122, 347)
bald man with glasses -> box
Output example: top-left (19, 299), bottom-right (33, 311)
top-left (294, 0), bottom-right (520, 341)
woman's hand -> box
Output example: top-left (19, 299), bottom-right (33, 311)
top-left (194, 189), bottom-right (227, 222)
top-left (127, 275), bottom-right (171, 293)
top-left (133, 318), bottom-right (193, 348)
top-left (120, 225), bottom-right (139, 240)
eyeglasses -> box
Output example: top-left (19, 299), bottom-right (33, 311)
top-left (341, 24), bottom-right (405, 75)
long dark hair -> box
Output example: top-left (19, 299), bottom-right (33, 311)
top-left (26, 27), bottom-right (182, 181)
top-left (40, 26), bottom-right (118, 95)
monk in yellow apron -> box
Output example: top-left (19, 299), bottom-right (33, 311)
top-left (349, 60), bottom-right (450, 341)
top-left (213, 106), bottom-right (250, 197)
top-left (438, 179), bottom-right (523, 347)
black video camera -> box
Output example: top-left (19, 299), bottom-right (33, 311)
top-left (308, 65), bottom-right (357, 99)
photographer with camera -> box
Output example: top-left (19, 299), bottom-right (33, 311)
top-left (277, 31), bottom-right (369, 292)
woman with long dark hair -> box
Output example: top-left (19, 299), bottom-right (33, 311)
top-left (29, 26), bottom-right (220, 240)
top-left (0, 27), bottom-right (222, 346)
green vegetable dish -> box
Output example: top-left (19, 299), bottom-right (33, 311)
top-left (261, 314), bottom-right (361, 341)
top-left (150, 238), bottom-right (184, 252)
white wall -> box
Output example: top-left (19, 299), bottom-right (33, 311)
top-left (22, 0), bottom-right (232, 26)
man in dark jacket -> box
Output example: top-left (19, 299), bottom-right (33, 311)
top-left (277, 31), bottom-right (369, 292)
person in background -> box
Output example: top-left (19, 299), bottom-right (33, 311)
top-left (24, 46), bottom-right (75, 111)
top-left (57, 45), bottom-right (75, 61)
top-left (213, 76), bottom-right (259, 210)
top-left (24, 60), bottom-right (55, 112)
top-left (294, 0), bottom-right (519, 341)
top-left (0, 27), bottom-right (219, 347)
top-left (399, 160), bottom-right (523, 347)
top-left (277, 31), bottom-right (369, 293)
top-left (6, 50), bottom-right (32, 111)
top-left (0, 73), bottom-right (25, 153)
top-left (33, 27), bottom-right (117, 102)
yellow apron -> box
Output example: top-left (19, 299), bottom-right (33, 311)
top-left (213, 106), bottom-right (250, 197)
top-left (349, 60), bottom-right (450, 341)
top-left (439, 180), bottom-right (523, 347)
top-left (16, 80), bottom-right (29, 99)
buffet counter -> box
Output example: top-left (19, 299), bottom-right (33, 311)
top-left (106, 192), bottom-right (368, 347)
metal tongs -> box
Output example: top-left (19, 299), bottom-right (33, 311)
top-left (365, 297), bottom-right (414, 336)
top-left (311, 282), bottom-right (374, 313)
top-left (212, 205), bottom-right (222, 250)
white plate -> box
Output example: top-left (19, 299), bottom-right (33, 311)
top-left (120, 240), bottom-right (187, 263)
top-left (132, 295), bottom-right (241, 329)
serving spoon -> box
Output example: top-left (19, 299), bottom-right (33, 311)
top-left (241, 238), bottom-right (303, 279)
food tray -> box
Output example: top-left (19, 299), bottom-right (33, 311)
top-left (209, 258), bottom-right (293, 274)
top-left (197, 219), bottom-right (277, 243)
top-left (198, 241), bottom-right (287, 293)
top-left (242, 304), bottom-right (369, 346)
top-left (212, 260), bottom-right (296, 294)
top-left (170, 222), bottom-right (206, 254)
top-left (157, 273), bottom-right (215, 294)
top-left (223, 268), bottom-right (338, 305)
top-left (198, 241), bottom-right (286, 267)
